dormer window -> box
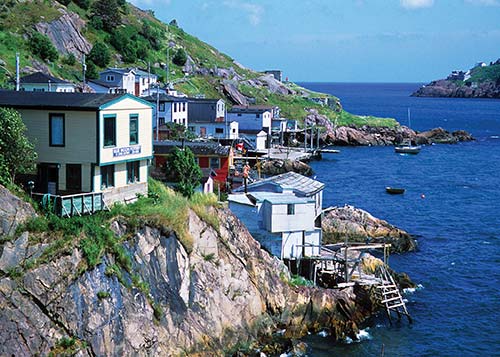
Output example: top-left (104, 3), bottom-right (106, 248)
top-left (106, 75), bottom-right (115, 82)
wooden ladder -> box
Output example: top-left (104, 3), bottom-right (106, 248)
top-left (375, 265), bottom-right (412, 324)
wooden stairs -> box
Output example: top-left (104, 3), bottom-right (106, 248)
top-left (374, 265), bottom-right (412, 324)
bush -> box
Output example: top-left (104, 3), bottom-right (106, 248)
top-left (172, 48), bottom-right (187, 66)
top-left (88, 42), bottom-right (110, 68)
top-left (91, 0), bottom-right (122, 32)
top-left (29, 32), bottom-right (58, 62)
top-left (74, 0), bottom-right (91, 10)
top-left (85, 60), bottom-right (99, 79)
top-left (62, 53), bottom-right (77, 66)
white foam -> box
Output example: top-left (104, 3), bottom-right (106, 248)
top-left (356, 328), bottom-right (373, 341)
top-left (317, 330), bottom-right (329, 337)
top-left (403, 284), bottom-right (424, 294)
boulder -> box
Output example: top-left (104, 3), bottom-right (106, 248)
top-left (222, 80), bottom-right (249, 105)
top-left (259, 159), bottom-right (313, 177)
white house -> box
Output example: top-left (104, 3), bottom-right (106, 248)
top-left (144, 94), bottom-right (189, 131)
top-left (228, 172), bottom-right (325, 259)
top-left (19, 72), bottom-right (76, 93)
top-left (89, 68), bottom-right (136, 94)
top-left (133, 68), bottom-right (158, 97)
top-left (228, 191), bottom-right (321, 259)
top-left (0, 91), bottom-right (153, 205)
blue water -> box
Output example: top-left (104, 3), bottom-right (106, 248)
top-left (298, 83), bottom-right (500, 356)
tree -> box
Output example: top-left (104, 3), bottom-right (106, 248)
top-left (0, 108), bottom-right (37, 186)
top-left (172, 48), bottom-right (187, 66)
top-left (88, 42), bottom-right (110, 68)
top-left (91, 0), bottom-right (122, 32)
top-left (29, 33), bottom-right (58, 62)
top-left (164, 147), bottom-right (201, 198)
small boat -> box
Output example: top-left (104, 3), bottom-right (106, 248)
top-left (395, 108), bottom-right (421, 154)
top-left (395, 144), bottom-right (421, 154)
top-left (386, 187), bottom-right (405, 194)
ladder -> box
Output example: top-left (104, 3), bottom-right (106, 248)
top-left (374, 265), bottom-right (412, 324)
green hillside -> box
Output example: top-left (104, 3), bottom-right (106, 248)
top-left (0, 0), bottom-right (397, 127)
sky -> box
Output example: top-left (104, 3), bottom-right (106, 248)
top-left (129, 0), bottom-right (500, 82)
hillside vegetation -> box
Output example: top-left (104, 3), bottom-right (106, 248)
top-left (0, 0), bottom-right (397, 127)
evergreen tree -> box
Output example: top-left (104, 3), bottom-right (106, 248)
top-left (172, 48), bottom-right (187, 66)
top-left (0, 108), bottom-right (37, 185)
top-left (88, 42), bottom-right (111, 68)
top-left (29, 33), bottom-right (58, 62)
top-left (164, 147), bottom-right (202, 198)
top-left (91, 0), bottom-right (122, 32)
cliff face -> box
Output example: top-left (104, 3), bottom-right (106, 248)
top-left (0, 186), bottom-right (376, 356)
top-left (412, 79), bottom-right (500, 99)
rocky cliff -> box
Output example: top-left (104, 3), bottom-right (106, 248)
top-left (0, 185), bottom-right (377, 356)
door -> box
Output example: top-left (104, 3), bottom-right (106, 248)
top-left (37, 163), bottom-right (59, 194)
top-left (200, 127), bottom-right (206, 137)
top-left (66, 164), bottom-right (82, 193)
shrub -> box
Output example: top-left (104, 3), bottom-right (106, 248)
top-left (29, 33), bottom-right (58, 62)
top-left (172, 48), bottom-right (187, 66)
top-left (164, 147), bottom-right (202, 198)
top-left (91, 0), bottom-right (122, 32)
top-left (62, 53), bottom-right (77, 66)
top-left (97, 290), bottom-right (111, 299)
top-left (74, 0), bottom-right (91, 10)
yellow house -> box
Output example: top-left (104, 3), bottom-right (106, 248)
top-left (0, 91), bottom-right (153, 205)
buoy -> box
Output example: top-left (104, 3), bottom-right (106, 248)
top-left (421, 194), bottom-right (426, 199)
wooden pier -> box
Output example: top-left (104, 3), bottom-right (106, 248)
top-left (286, 241), bottom-right (412, 324)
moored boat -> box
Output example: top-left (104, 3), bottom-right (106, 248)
top-left (394, 144), bottom-right (421, 154)
top-left (386, 187), bottom-right (405, 194)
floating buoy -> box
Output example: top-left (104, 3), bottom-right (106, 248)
top-left (421, 194), bottom-right (426, 199)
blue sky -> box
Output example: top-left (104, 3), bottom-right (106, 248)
top-left (130, 0), bottom-right (500, 82)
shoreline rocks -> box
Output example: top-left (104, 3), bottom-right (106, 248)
top-left (322, 205), bottom-right (417, 253)
top-left (259, 159), bottom-right (313, 177)
top-left (412, 79), bottom-right (500, 99)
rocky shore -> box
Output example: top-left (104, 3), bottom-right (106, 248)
top-left (412, 79), bottom-right (500, 99)
top-left (0, 185), bottom-right (381, 356)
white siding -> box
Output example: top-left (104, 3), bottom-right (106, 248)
top-left (269, 202), bottom-right (315, 233)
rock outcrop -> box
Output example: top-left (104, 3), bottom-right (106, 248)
top-left (0, 193), bottom-right (377, 355)
top-left (259, 159), bottom-right (313, 177)
top-left (412, 79), bottom-right (500, 99)
top-left (0, 185), bottom-right (36, 237)
top-left (322, 205), bottom-right (417, 253)
top-left (35, 8), bottom-right (92, 56)
top-left (318, 125), bottom-right (474, 146)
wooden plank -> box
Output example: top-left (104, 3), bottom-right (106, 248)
top-left (381, 296), bottom-right (402, 304)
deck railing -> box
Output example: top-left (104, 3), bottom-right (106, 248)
top-left (32, 192), bottom-right (108, 217)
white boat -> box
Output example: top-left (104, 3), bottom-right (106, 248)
top-left (395, 108), bottom-right (421, 154)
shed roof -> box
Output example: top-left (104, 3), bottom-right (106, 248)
top-left (250, 192), bottom-right (313, 204)
top-left (234, 171), bottom-right (324, 196)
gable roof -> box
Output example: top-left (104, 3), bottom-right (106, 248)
top-left (234, 171), bottom-right (324, 196)
top-left (188, 97), bottom-right (224, 104)
top-left (0, 91), bottom-right (152, 111)
top-left (87, 79), bottom-right (122, 89)
top-left (101, 68), bottom-right (135, 76)
top-left (143, 94), bottom-right (188, 103)
top-left (20, 72), bottom-right (73, 85)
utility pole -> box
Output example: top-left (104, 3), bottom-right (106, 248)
top-left (147, 61), bottom-right (151, 96)
top-left (82, 54), bottom-right (86, 92)
top-left (156, 83), bottom-right (160, 141)
top-left (15, 53), bottom-right (19, 91)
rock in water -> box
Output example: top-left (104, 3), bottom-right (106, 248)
top-left (259, 159), bottom-right (313, 176)
top-left (322, 205), bottom-right (417, 253)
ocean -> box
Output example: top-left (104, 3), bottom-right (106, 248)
top-left (297, 83), bottom-right (500, 356)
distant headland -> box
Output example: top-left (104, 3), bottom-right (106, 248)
top-left (412, 59), bottom-right (500, 99)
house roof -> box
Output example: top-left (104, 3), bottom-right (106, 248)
top-left (232, 105), bottom-right (277, 111)
top-left (233, 171), bottom-right (324, 196)
top-left (101, 68), bottom-right (135, 75)
top-left (20, 72), bottom-right (73, 85)
top-left (133, 68), bottom-right (157, 77)
top-left (0, 91), bottom-right (151, 110)
top-left (87, 79), bottom-right (121, 89)
top-left (250, 192), bottom-right (313, 205)
top-left (153, 140), bottom-right (231, 156)
top-left (143, 94), bottom-right (188, 103)
top-left (229, 107), bottom-right (271, 114)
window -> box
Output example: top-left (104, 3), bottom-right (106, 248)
top-left (101, 165), bottom-right (114, 188)
top-left (256, 114), bottom-right (260, 118)
top-left (159, 117), bottom-right (165, 126)
top-left (106, 75), bottom-right (115, 82)
top-left (174, 103), bottom-right (178, 112)
top-left (127, 161), bottom-right (140, 183)
top-left (182, 103), bottom-right (186, 111)
top-left (287, 204), bottom-right (295, 215)
top-left (215, 128), bottom-right (224, 134)
top-left (159, 102), bottom-right (165, 112)
top-left (210, 157), bottom-right (220, 169)
top-left (237, 113), bottom-right (242, 117)
top-left (129, 115), bottom-right (139, 145)
top-left (103, 115), bottom-right (116, 147)
top-left (49, 113), bottom-right (65, 146)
